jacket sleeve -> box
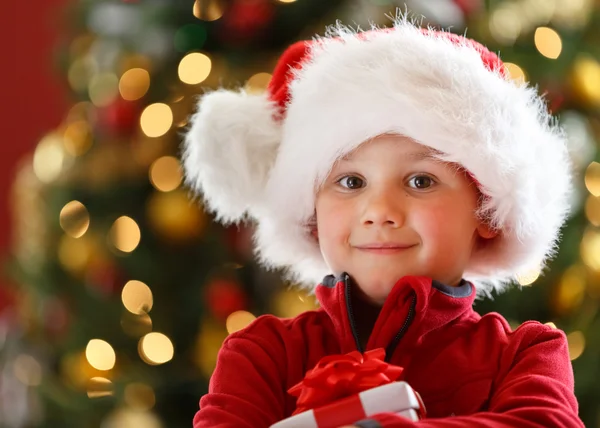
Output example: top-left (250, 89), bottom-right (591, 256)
top-left (193, 316), bottom-right (288, 428)
top-left (354, 324), bottom-right (584, 428)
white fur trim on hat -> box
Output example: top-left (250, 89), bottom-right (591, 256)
top-left (183, 18), bottom-right (572, 297)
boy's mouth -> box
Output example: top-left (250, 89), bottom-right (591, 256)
top-left (354, 243), bottom-right (416, 254)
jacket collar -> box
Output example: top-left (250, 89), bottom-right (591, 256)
top-left (316, 273), bottom-right (476, 360)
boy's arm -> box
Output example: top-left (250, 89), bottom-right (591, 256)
top-left (193, 316), bottom-right (289, 428)
top-left (352, 324), bottom-right (584, 428)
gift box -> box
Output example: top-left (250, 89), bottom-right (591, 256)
top-left (270, 381), bottom-right (424, 428)
top-left (271, 348), bottom-right (426, 428)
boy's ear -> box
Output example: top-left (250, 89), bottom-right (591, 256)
top-left (477, 222), bottom-right (499, 240)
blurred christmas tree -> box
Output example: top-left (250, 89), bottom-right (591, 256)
top-left (3, 0), bottom-right (347, 427)
top-left (4, 0), bottom-right (600, 427)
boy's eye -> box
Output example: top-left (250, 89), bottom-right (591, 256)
top-left (338, 175), bottom-right (365, 189)
top-left (408, 175), bottom-right (435, 189)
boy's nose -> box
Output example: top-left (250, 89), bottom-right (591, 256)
top-left (360, 192), bottom-right (405, 228)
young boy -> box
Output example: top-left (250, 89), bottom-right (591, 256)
top-left (183, 18), bottom-right (583, 427)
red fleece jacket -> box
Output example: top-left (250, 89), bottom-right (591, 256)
top-left (193, 274), bottom-right (583, 427)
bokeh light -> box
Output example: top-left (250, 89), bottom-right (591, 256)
top-left (122, 280), bottom-right (154, 315)
top-left (584, 161), bottom-right (600, 196)
top-left (178, 53), bottom-right (212, 85)
top-left (88, 72), bottom-right (119, 107)
top-left (534, 27), bottom-right (562, 59)
top-left (59, 201), bottom-right (90, 238)
top-left (516, 267), bottom-right (541, 286)
top-left (139, 333), bottom-right (174, 365)
top-left (193, 0), bottom-right (225, 21)
top-left (503, 62), bottom-right (526, 83)
top-left (149, 156), bottom-right (183, 192)
top-left (109, 216), bottom-right (141, 253)
top-left (567, 330), bottom-right (586, 360)
top-left (13, 354), bottom-right (42, 386)
top-left (63, 120), bottom-right (93, 156)
top-left (125, 383), bottom-right (156, 411)
top-left (87, 377), bottom-right (113, 398)
top-left (33, 133), bottom-right (66, 183)
top-left (226, 311), bottom-right (256, 334)
top-left (140, 103), bottom-right (173, 137)
top-left (119, 68), bottom-right (151, 100)
top-left (85, 339), bottom-right (116, 371)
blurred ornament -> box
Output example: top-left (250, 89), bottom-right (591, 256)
top-left (124, 383), bottom-right (155, 411)
top-left (97, 98), bottom-right (141, 137)
top-left (58, 233), bottom-right (101, 277)
top-left (570, 54), bottom-right (600, 108)
top-left (561, 111), bottom-right (596, 172)
top-left (453, 0), bottom-right (482, 15)
top-left (86, 258), bottom-right (125, 297)
top-left (42, 296), bottom-right (70, 338)
top-left (552, 0), bottom-right (593, 29)
top-left (193, 0), bottom-right (226, 21)
top-left (174, 24), bottom-right (208, 53)
top-left (204, 278), bottom-right (248, 320)
top-left (551, 265), bottom-right (587, 316)
top-left (193, 319), bottom-right (228, 377)
top-left (100, 408), bottom-right (163, 428)
top-left (272, 287), bottom-right (318, 318)
top-left (404, 0), bottom-right (466, 28)
top-left (63, 119), bottom-right (93, 156)
top-left (224, 225), bottom-right (254, 260)
top-left (219, 0), bottom-right (275, 45)
top-left (178, 52), bottom-right (212, 85)
top-left (88, 2), bottom-right (142, 37)
top-left (33, 133), bottom-right (68, 184)
top-left (489, 2), bottom-right (523, 45)
top-left (121, 312), bottom-right (153, 338)
top-left (146, 190), bottom-right (206, 243)
top-left (61, 351), bottom-right (106, 389)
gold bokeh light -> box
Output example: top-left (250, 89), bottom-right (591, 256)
top-left (119, 68), bottom-right (151, 101)
top-left (122, 280), bottom-right (154, 315)
top-left (178, 53), bottom-right (212, 85)
top-left (109, 216), bottom-right (141, 253)
top-left (149, 156), bottom-right (183, 192)
top-left (584, 161), bottom-right (600, 196)
top-left (581, 228), bottom-right (600, 271)
top-left (245, 72), bottom-right (272, 94)
top-left (193, 0), bottom-right (225, 21)
top-left (503, 62), bottom-right (526, 83)
top-left (60, 200), bottom-right (90, 238)
top-left (139, 332), bottom-right (174, 365)
top-left (33, 133), bottom-right (65, 183)
top-left (226, 311), bottom-right (256, 334)
top-left (85, 339), bottom-right (116, 371)
top-left (125, 383), bottom-right (156, 411)
top-left (140, 103), bottom-right (173, 138)
top-left (87, 377), bottom-right (114, 398)
top-left (567, 331), bottom-right (585, 360)
top-left (534, 27), bottom-right (562, 59)
top-left (63, 120), bottom-right (93, 156)
top-left (516, 267), bottom-right (541, 286)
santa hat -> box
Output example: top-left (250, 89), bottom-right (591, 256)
top-left (183, 17), bottom-right (572, 296)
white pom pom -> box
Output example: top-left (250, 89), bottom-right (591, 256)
top-left (182, 89), bottom-right (281, 223)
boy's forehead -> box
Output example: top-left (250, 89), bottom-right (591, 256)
top-left (338, 138), bottom-right (443, 162)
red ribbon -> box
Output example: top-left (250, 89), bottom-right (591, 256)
top-left (288, 348), bottom-right (404, 415)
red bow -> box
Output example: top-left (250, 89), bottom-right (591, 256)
top-left (288, 348), bottom-right (404, 415)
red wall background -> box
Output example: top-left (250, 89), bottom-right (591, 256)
top-left (1, 1), bottom-right (68, 288)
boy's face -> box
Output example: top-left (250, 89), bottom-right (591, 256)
top-left (314, 134), bottom-right (496, 304)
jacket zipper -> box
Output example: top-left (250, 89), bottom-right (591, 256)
top-left (384, 292), bottom-right (417, 362)
top-left (343, 274), bottom-right (417, 361)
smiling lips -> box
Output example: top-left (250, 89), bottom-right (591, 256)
top-left (354, 243), bottom-right (416, 254)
